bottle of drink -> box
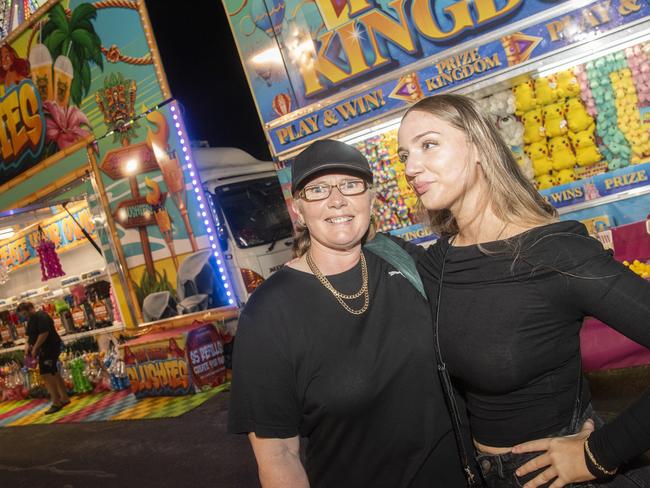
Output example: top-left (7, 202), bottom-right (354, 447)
top-left (29, 44), bottom-right (53, 101)
top-left (53, 55), bottom-right (74, 107)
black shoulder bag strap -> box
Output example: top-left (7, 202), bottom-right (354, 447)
top-left (365, 235), bottom-right (480, 487)
top-left (434, 240), bottom-right (481, 487)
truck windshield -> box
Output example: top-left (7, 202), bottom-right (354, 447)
top-left (215, 176), bottom-right (293, 249)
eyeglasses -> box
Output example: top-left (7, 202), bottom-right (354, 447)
top-left (297, 179), bottom-right (370, 201)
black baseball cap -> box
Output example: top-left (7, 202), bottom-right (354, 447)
top-left (291, 139), bottom-right (373, 193)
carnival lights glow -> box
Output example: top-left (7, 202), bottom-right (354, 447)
top-left (170, 101), bottom-right (235, 305)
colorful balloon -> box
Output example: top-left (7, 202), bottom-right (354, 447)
top-left (250, 0), bottom-right (285, 37)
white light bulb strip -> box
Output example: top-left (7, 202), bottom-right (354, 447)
top-left (170, 102), bottom-right (235, 305)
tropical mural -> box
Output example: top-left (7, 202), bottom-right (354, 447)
top-left (0, 1), bottom-right (229, 325)
top-left (0, 0), bottom-right (166, 185)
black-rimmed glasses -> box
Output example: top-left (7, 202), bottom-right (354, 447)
top-left (297, 179), bottom-right (369, 201)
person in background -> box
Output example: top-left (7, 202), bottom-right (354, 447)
top-left (18, 302), bottom-right (70, 414)
top-left (228, 139), bottom-right (468, 487)
top-left (397, 93), bottom-right (650, 488)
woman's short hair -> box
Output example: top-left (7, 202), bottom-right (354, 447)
top-left (403, 94), bottom-right (557, 237)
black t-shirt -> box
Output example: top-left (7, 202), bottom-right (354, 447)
top-left (228, 251), bottom-right (466, 487)
top-left (26, 310), bottom-right (62, 356)
top-left (417, 220), bottom-right (650, 469)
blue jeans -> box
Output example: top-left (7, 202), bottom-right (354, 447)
top-left (476, 405), bottom-right (650, 488)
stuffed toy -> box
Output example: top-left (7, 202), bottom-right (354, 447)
top-left (607, 157), bottom-right (626, 171)
top-left (497, 115), bottom-right (524, 147)
top-left (487, 90), bottom-right (516, 118)
top-left (522, 108), bottom-right (545, 144)
top-left (626, 45), bottom-right (650, 104)
top-left (565, 98), bottom-right (594, 133)
top-left (526, 142), bottom-right (553, 176)
top-left (607, 141), bottom-right (631, 163)
top-left (574, 65), bottom-right (597, 117)
top-left (515, 152), bottom-right (535, 181)
top-left (556, 168), bottom-right (576, 185)
top-left (610, 67), bottom-right (650, 162)
top-left (514, 80), bottom-right (537, 114)
top-left (474, 95), bottom-right (492, 117)
top-left (556, 70), bottom-right (581, 98)
top-left (534, 76), bottom-right (558, 105)
top-left (568, 129), bottom-right (602, 167)
top-left (543, 102), bottom-right (568, 138)
top-left (549, 135), bottom-right (576, 171)
top-left (536, 173), bottom-right (556, 190)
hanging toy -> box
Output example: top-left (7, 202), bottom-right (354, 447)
top-left (36, 227), bottom-right (65, 281)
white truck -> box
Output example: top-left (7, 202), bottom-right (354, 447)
top-left (195, 147), bottom-right (294, 304)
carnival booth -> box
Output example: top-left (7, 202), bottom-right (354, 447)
top-left (223, 0), bottom-right (650, 369)
top-left (0, 0), bottom-right (236, 402)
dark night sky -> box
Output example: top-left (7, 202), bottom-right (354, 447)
top-left (145, 0), bottom-right (272, 162)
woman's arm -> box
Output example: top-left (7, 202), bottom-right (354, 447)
top-left (249, 434), bottom-right (309, 488)
top-left (553, 247), bottom-right (650, 470)
top-left (514, 241), bottom-right (650, 487)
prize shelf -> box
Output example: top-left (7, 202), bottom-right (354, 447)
top-left (0, 269), bottom-right (110, 312)
top-left (1, 269), bottom-right (125, 354)
top-left (0, 323), bottom-right (125, 355)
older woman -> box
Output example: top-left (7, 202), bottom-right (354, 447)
top-left (228, 139), bottom-right (468, 487)
top-left (398, 94), bottom-right (650, 488)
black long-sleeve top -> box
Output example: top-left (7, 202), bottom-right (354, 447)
top-left (416, 220), bottom-right (650, 471)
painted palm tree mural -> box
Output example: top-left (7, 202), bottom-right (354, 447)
top-left (16, 2), bottom-right (103, 157)
top-left (42, 3), bottom-right (103, 107)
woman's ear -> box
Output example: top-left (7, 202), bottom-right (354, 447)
top-left (291, 197), bottom-right (305, 227)
top-left (369, 187), bottom-right (377, 210)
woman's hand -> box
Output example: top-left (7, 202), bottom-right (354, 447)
top-left (511, 420), bottom-right (596, 488)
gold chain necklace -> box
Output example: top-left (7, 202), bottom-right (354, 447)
top-left (305, 250), bottom-right (369, 315)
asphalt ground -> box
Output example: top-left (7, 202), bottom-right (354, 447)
top-left (0, 365), bottom-right (648, 488)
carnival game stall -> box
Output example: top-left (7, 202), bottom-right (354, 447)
top-left (0, 0), bottom-right (237, 404)
top-left (223, 0), bottom-right (650, 368)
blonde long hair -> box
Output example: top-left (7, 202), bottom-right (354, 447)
top-left (403, 94), bottom-right (557, 238)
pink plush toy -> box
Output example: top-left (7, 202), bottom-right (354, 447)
top-left (625, 45), bottom-right (650, 105)
top-left (573, 65), bottom-right (597, 117)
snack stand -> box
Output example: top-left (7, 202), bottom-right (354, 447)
top-left (223, 0), bottom-right (650, 367)
top-left (0, 0), bottom-right (237, 401)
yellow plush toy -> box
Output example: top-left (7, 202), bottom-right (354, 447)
top-left (515, 152), bottom-right (535, 181)
top-left (543, 102), bottom-right (568, 138)
top-left (565, 98), bottom-right (594, 133)
top-left (536, 173), bottom-right (556, 190)
top-left (549, 136), bottom-right (576, 171)
top-left (534, 76), bottom-right (558, 105)
top-left (513, 81), bottom-right (537, 114)
top-left (556, 70), bottom-right (581, 98)
top-left (526, 142), bottom-right (553, 176)
top-left (556, 168), bottom-right (576, 186)
top-left (522, 109), bottom-right (545, 144)
top-left (568, 129), bottom-right (602, 167)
